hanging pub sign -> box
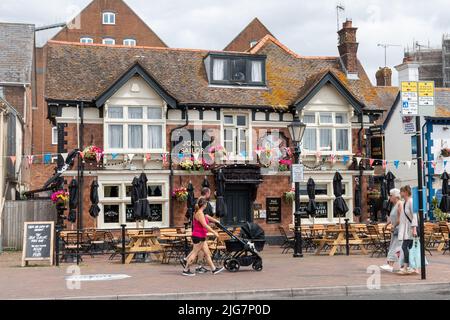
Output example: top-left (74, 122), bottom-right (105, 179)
top-left (370, 136), bottom-right (384, 160)
top-left (368, 125), bottom-right (383, 136)
top-left (266, 198), bottom-right (282, 224)
top-left (22, 222), bottom-right (54, 267)
top-left (299, 202), bottom-right (328, 219)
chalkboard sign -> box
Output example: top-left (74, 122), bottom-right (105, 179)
top-left (22, 222), bottom-right (54, 267)
top-left (266, 198), bottom-right (282, 224)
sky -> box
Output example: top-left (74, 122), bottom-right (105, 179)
top-left (1, 0), bottom-right (450, 85)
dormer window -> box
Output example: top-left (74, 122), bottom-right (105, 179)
top-left (102, 38), bottom-right (115, 45)
top-left (123, 39), bottom-right (136, 46)
top-left (80, 37), bottom-right (93, 44)
top-left (103, 12), bottom-right (116, 25)
top-left (206, 54), bottom-right (266, 86)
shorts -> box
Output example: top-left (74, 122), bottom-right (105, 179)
top-left (192, 236), bottom-right (206, 244)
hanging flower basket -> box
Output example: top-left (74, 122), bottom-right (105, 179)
top-left (51, 190), bottom-right (69, 206)
top-left (284, 188), bottom-right (295, 204)
top-left (172, 187), bottom-right (188, 202)
top-left (279, 159), bottom-right (292, 172)
top-left (83, 145), bottom-right (104, 162)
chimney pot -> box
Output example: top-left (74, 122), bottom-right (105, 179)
top-left (376, 67), bottom-right (392, 86)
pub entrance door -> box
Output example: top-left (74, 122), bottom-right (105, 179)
top-left (223, 184), bottom-right (252, 226)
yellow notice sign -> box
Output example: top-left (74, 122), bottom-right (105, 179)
top-left (401, 82), bottom-right (418, 92)
top-left (419, 81), bottom-right (434, 97)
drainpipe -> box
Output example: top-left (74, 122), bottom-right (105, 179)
top-left (0, 110), bottom-right (5, 253)
top-left (168, 106), bottom-right (189, 227)
top-left (358, 113), bottom-right (364, 221)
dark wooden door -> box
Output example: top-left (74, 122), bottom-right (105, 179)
top-left (224, 185), bottom-right (252, 226)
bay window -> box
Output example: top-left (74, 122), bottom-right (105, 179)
top-left (105, 105), bottom-right (165, 153)
top-left (301, 111), bottom-right (351, 154)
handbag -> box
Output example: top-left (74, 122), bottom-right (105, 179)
top-left (409, 238), bottom-right (429, 269)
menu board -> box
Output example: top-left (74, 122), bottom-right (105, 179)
top-left (266, 198), bottom-right (282, 224)
top-left (22, 222), bottom-right (54, 267)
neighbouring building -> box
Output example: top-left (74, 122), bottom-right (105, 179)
top-left (224, 18), bottom-right (275, 52)
top-left (404, 35), bottom-right (450, 88)
top-left (39, 20), bottom-right (398, 239)
top-left (0, 22), bottom-right (35, 200)
top-left (31, 0), bottom-right (167, 190)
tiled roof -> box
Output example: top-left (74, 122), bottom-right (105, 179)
top-left (0, 23), bottom-right (34, 83)
top-left (45, 38), bottom-right (395, 111)
top-left (224, 18), bottom-right (274, 52)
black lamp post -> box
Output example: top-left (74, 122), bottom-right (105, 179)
top-left (288, 115), bottom-right (307, 258)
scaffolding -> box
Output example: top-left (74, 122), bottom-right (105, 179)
top-left (443, 34), bottom-right (450, 87)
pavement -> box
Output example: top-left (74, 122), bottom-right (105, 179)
top-left (1, 246), bottom-right (450, 300)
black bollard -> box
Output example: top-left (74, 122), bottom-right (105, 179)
top-left (344, 218), bottom-right (350, 256)
top-left (121, 224), bottom-right (126, 264)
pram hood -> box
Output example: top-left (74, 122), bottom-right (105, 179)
top-left (240, 222), bottom-right (265, 240)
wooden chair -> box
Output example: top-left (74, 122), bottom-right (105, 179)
top-left (279, 226), bottom-right (295, 254)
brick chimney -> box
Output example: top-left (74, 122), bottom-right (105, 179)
top-left (376, 67), bottom-right (392, 86)
top-left (338, 20), bottom-right (359, 79)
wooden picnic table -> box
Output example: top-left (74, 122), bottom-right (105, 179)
top-left (125, 233), bottom-right (163, 264)
top-left (314, 227), bottom-right (368, 256)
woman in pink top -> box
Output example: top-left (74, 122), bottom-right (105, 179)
top-left (182, 197), bottom-right (224, 276)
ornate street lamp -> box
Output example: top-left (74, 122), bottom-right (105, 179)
top-left (288, 115), bottom-right (307, 258)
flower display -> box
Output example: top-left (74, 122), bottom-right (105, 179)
top-left (180, 158), bottom-right (194, 171)
top-left (283, 187), bottom-right (295, 204)
top-left (172, 187), bottom-right (189, 202)
top-left (279, 159), bottom-right (292, 172)
top-left (83, 145), bottom-right (103, 162)
top-left (51, 190), bottom-right (69, 204)
top-left (179, 157), bottom-right (211, 171)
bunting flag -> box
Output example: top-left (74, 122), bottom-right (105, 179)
top-left (343, 155), bottom-right (349, 164)
top-left (178, 153), bottom-right (184, 160)
top-left (162, 153), bottom-right (168, 165)
top-left (444, 160), bottom-right (448, 168)
top-left (240, 151), bottom-right (247, 158)
top-left (406, 161), bottom-right (412, 169)
top-left (193, 152), bottom-right (200, 161)
top-left (330, 154), bottom-right (336, 164)
top-left (79, 151), bottom-right (85, 159)
top-left (127, 154), bottom-right (135, 162)
top-left (44, 154), bottom-right (52, 164)
top-left (95, 152), bottom-right (102, 163)
top-left (394, 160), bottom-right (400, 169)
top-left (255, 149), bottom-right (262, 157)
top-left (61, 153), bottom-right (68, 162)
top-left (382, 160), bottom-right (387, 169)
top-left (369, 158), bottom-right (375, 167)
top-left (146, 153), bottom-right (152, 162)
top-left (10, 156), bottom-right (16, 164)
top-left (111, 153), bottom-right (119, 160)
top-left (356, 157), bottom-right (362, 166)
top-left (27, 155), bottom-right (34, 165)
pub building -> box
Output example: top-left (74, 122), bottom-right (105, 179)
top-left (43, 20), bottom-right (397, 242)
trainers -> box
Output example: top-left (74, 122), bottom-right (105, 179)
top-left (212, 267), bottom-right (225, 275)
top-left (380, 265), bottom-right (394, 273)
top-left (182, 270), bottom-right (196, 277)
top-left (398, 268), bottom-right (409, 275)
top-left (407, 267), bottom-right (417, 274)
top-left (195, 266), bottom-right (209, 274)
top-left (179, 258), bottom-right (187, 269)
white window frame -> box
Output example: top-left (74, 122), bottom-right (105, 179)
top-left (102, 12), bottom-right (116, 25)
top-left (104, 104), bottom-right (166, 155)
top-left (123, 38), bottom-right (136, 46)
top-left (98, 181), bottom-right (169, 229)
top-left (80, 37), bottom-right (93, 44)
top-left (102, 38), bottom-right (116, 45)
top-left (221, 112), bottom-right (251, 160)
top-left (51, 127), bottom-right (58, 145)
top-left (301, 111), bottom-right (352, 155)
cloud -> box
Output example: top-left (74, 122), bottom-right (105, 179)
top-left (1, 0), bottom-right (449, 85)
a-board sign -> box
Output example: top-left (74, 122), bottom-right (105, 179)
top-left (266, 198), bottom-right (282, 224)
top-left (22, 222), bottom-right (54, 267)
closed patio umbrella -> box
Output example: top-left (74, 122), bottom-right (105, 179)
top-left (215, 169), bottom-right (227, 218)
top-left (353, 184), bottom-right (362, 217)
top-left (440, 171), bottom-right (450, 213)
top-left (89, 180), bottom-right (100, 218)
top-left (306, 178), bottom-right (317, 219)
top-left (131, 176), bottom-right (141, 220)
top-left (202, 176), bottom-right (210, 189)
top-left (380, 178), bottom-right (390, 221)
top-left (185, 182), bottom-right (196, 222)
top-left (385, 171), bottom-right (396, 194)
top-left (68, 179), bottom-right (78, 223)
top-left (138, 173), bottom-right (151, 221)
top-left (333, 172), bottom-right (349, 224)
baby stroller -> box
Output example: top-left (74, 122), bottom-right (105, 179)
top-left (215, 222), bottom-right (265, 272)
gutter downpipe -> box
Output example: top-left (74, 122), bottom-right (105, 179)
top-left (0, 110), bottom-right (5, 253)
top-left (168, 106), bottom-right (189, 227)
top-left (358, 113), bottom-right (364, 222)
